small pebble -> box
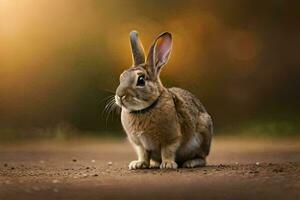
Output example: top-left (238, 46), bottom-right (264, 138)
top-left (11, 167), bottom-right (15, 170)
top-left (279, 168), bottom-right (283, 172)
top-left (72, 159), bottom-right (77, 162)
top-left (5, 180), bottom-right (10, 184)
top-left (91, 160), bottom-right (96, 163)
top-left (272, 168), bottom-right (284, 173)
top-left (235, 162), bottom-right (239, 165)
top-left (82, 174), bottom-right (88, 178)
top-left (108, 161), bottom-right (113, 166)
top-left (52, 179), bottom-right (59, 184)
top-left (93, 174), bottom-right (99, 177)
top-left (256, 162), bottom-right (260, 166)
top-left (39, 160), bottom-right (45, 164)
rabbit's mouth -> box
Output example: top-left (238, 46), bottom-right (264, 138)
top-left (115, 95), bottom-right (152, 112)
top-left (115, 95), bottom-right (122, 107)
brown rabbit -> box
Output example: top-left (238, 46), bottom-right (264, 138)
top-left (115, 31), bottom-right (213, 169)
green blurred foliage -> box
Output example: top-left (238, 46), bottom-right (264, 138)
top-left (0, 0), bottom-right (299, 137)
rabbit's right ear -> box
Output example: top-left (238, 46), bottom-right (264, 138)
top-left (146, 32), bottom-right (172, 79)
top-left (130, 31), bottom-right (146, 66)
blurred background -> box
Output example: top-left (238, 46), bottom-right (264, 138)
top-left (0, 0), bottom-right (299, 140)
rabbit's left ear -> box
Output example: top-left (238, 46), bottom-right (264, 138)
top-left (147, 32), bottom-right (172, 77)
top-left (130, 31), bottom-right (146, 66)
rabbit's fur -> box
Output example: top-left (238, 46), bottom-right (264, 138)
top-left (115, 31), bottom-right (213, 169)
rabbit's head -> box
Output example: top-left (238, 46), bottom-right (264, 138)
top-left (115, 31), bottom-right (172, 112)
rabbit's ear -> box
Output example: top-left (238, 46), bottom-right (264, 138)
top-left (147, 32), bottom-right (172, 77)
top-left (130, 31), bottom-right (146, 66)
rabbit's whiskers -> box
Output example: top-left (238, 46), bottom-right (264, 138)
top-left (102, 95), bottom-right (120, 127)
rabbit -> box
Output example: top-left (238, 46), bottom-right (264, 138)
top-left (115, 30), bottom-right (213, 170)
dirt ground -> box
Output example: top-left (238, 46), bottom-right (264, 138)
top-left (0, 136), bottom-right (299, 200)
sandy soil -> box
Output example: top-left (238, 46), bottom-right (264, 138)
top-left (0, 136), bottom-right (299, 200)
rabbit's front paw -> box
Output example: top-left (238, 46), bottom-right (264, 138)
top-left (149, 159), bottom-right (160, 168)
top-left (160, 160), bottom-right (178, 169)
top-left (128, 160), bottom-right (148, 170)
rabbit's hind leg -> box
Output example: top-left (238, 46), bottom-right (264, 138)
top-left (182, 158), bottom-right (206, 168)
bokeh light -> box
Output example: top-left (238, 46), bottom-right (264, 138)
top-left (0, 0), bottom-right (299, 135)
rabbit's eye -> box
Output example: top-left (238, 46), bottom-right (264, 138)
top-left (137, 75), bottom-right (145, 86)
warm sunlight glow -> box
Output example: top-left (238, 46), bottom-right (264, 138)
top-left (0, 0), bottom-right (296, 134)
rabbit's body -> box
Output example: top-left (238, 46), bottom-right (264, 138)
top-left (121, 87), bottom-right (212, 168)
top-left (115, 31), bottom-right (213, 169)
